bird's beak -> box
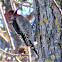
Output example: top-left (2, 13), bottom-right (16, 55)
top-left (14, 9), bottom-right (18, 14)
top-left (14, 6), bottom-right (21, 14)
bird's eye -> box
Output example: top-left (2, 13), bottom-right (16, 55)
top-left (9, 12), bottom-right (12, 14)
top-left (9, 11), bottom-right (14, 14)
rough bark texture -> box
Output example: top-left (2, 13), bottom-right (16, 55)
top-left (33, 0), bottom-right (62, 62)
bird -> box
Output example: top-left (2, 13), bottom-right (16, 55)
top-left (6, 9), bottom-right (38, 56)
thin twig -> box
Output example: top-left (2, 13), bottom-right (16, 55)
top-left (52, 0), bottom-right (62, 15)
top-left (14, 0), bottom-right (33, 8)
top-left (10, 0), bottom-right (16, 10)
top-left (15, 57), bottom-right (22, 62)
top-left (0, 48), bottom-right (28, 56)
top-left (14, 0), bottom-right (32, 5)
top-left (28, 47), bottom-right (31, 62)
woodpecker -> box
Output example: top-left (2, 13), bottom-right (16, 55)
top-left (6, 10), bottom-right (38, 56)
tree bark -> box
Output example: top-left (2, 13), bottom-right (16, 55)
top-left (33, 0), bottom-right (61, 62)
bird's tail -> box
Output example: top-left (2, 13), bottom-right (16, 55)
top-left (19, 31), bottom-right (38, 56)
top-left (29, 40), bottom-right (38, 56)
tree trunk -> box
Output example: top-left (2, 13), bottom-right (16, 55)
top-left (33, 0), bottom-right (61, 62)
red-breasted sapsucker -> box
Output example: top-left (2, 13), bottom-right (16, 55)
top-left (6, 9), bottom-right (38, 56)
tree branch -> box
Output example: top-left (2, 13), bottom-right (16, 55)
top-left (0, 2), bottom-right (15, 50)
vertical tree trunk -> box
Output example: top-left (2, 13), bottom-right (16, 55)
top-left (33, 0), bottom-right (61, 62)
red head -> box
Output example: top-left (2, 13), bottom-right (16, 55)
top-left (6, 10), bottom-right (14, 21)
top-left (6, 10), bottom-right (22, 22)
